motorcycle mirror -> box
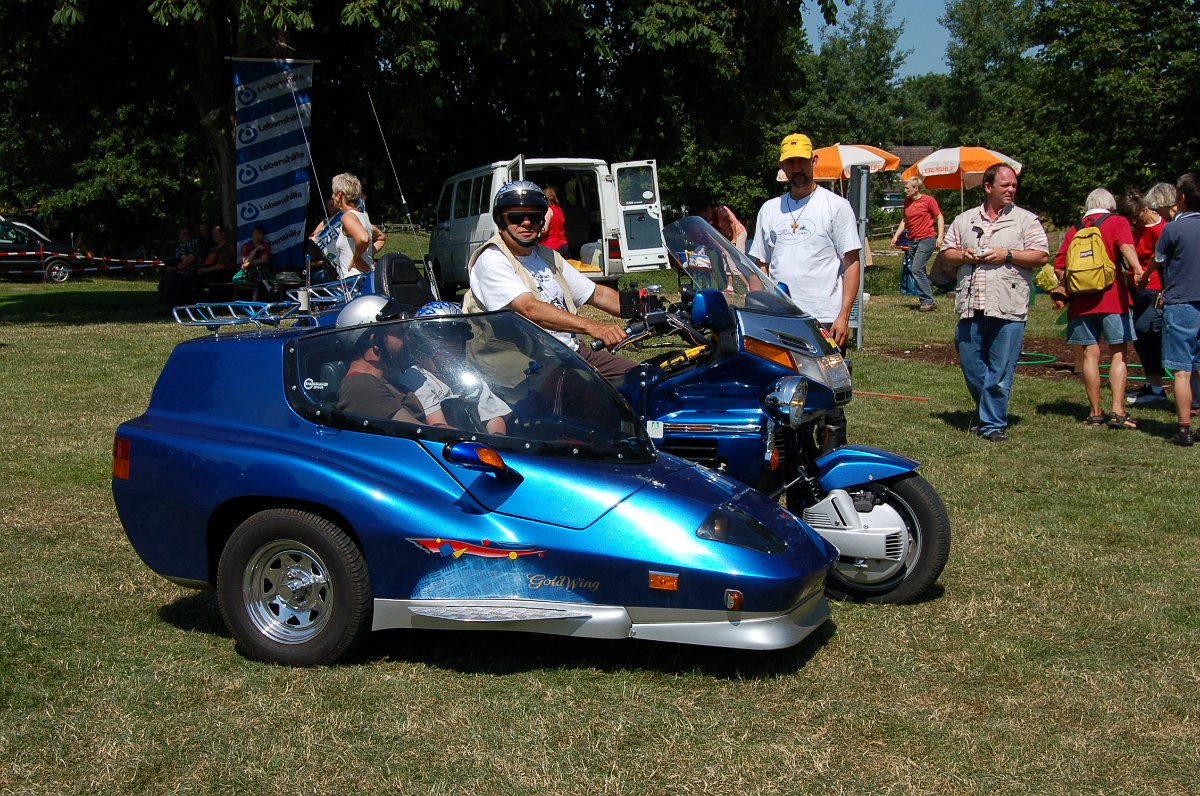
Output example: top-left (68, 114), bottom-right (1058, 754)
top-left (442, 441), bottom-right (511, 476)
top-left (690, 289), bottom-right (734, 333)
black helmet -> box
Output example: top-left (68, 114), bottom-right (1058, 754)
top-left (492, 180), bottom-right (548, 221)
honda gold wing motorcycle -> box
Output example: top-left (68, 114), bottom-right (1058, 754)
top-left (607, 216), bottom-right (950, 604)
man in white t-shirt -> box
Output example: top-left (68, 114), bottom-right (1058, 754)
top-left (750, 134), bottom-right (862, 451)
top-left (464, 180), bottom-right (635, 385)
top-left (750, 133), bottom-right (862, 346)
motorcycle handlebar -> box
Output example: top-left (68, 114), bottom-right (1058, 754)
top-left (591, 319), bottom-right (647, 352)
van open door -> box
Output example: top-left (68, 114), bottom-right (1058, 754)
top-left (506, 155), bottom-right (525, 182)
top-left (610, 160), bottom-right (668, 271)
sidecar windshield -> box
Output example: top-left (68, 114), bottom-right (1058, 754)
top-left (288, 311), bottom-right (656, 462)
top-left (663, 216), bottom-right (807, 313)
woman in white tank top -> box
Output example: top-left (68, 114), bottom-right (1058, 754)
top-left (329, 173), bottom-right (374, 279)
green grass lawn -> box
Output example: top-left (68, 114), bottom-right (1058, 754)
top-left (0, 273), bottom-right (1196, 795)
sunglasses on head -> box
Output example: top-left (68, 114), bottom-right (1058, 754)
top-left (505, 211), bottom-right (545, 226)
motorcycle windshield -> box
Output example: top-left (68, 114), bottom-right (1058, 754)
top-left (289, 310), bottom-right (656, 463)
top-left (663, 216), bottom-right (806, 313)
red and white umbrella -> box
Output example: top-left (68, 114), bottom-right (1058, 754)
top-left (777, 144), bottom-right (902, 182)
top-left (812, 144), bottom-right (901, 181)
top-left (901, 146), bottom-right (1022, 190)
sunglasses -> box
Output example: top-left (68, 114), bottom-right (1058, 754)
top-left (505, 211), bottom-right (545, 226)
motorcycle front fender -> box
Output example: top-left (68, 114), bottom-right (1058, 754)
top-left (815, 444), bottom-right (919, 492)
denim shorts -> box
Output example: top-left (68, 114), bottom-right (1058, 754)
top-left (1066, 312), bottom-right (1136, 346)
top-left (1162, 301), bottom-right (1200, 371)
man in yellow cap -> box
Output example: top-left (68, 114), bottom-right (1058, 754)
top-left (750, 133), bottom-right (862, 451)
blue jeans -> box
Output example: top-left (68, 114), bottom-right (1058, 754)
top-left (956, 314), bottom-right (1026, 434)
top-left (899, 248), bottom-right (916, 295)
top-left (909, 237), bottom-right (937, 306)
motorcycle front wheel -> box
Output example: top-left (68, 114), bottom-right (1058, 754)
top-left (796, 472), bottom-right (950, 604)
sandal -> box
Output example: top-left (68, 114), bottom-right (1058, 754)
top-left (1107, 414), bottom-right (1138, 430)
top-left (1084, 414), bottom-right (1107, 427)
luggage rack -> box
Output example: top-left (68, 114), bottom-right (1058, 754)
top-left (172, 300), bottom-right (320, 330)
top-left (285, 274), bottom-right (366, 306)
top-left (171, 275), bottom-right (368, 332)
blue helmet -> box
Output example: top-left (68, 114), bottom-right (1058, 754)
top-left (415, 301), bottom-right (464, 317)
top-left (492, 180), bottom-right (548, 220)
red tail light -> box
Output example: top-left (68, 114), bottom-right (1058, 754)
top-left (112, 436), bottom-right (130, 480)
top-left (607, 237), bottom-right (621, 260)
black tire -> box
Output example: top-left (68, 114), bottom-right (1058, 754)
top-left (821, 473), bottom-right (951, 605)
top-left (44, 259), bottom-right (71, 283)
top-left (217, 508), bottom-right (372, 666)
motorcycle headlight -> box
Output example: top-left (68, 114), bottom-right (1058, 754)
top-left (743, 337), bottom-right (851, 392)
top-left (796, 353), bottom-right (852, 393)
top-left (764, 376), bottom-right (807, 428)
top-left (696, 504), bottom-right (787, 554)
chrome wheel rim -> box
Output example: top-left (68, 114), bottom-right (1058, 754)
top-left (242, 540), bottom-right (333, 644)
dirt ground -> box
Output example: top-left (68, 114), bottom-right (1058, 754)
top-left (875, 336), bottom-right (1086, 381)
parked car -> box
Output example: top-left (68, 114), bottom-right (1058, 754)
top-left (0, 219), bottom-right (78, 282)
top-left (879, 191), bottom-right (905, 212)
top-left (426, 156), bottom-right (669, 295)
top-left (112, 298), bottom-right (838, 666)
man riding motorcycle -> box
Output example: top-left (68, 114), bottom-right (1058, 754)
top-left (460, 180), bottom-right (634, 385)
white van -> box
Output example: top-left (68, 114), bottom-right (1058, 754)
top-left (426, 156), bottom-right (669, 293)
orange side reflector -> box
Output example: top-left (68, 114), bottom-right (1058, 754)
top-left (743, 337), bottom-right (794, 370)
top-left (476, 447), bottom-right (506, 470)
top-left (112, 437), bottom-right (131, 480)
top-left (648, 572), bottom-right (679, 591)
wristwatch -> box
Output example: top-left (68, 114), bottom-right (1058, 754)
top-left (1005, 249), bottom-right (1014, 264)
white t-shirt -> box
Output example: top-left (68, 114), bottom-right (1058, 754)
top-left (749, 186), bottom-right (861, 322)
top-left (334, 209), bottom-right (374, 279)
top-left (469, 245), bottom-right (596, 350)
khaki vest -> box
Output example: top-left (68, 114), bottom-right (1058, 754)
top-left (461, 233), bottom-right (579, 315)
top-left (460, 233), bottom-right (581, 395)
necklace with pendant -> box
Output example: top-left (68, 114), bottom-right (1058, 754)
top-left (785, 193), bottom-right (810, 232)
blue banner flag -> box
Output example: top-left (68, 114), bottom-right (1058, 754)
top-left (232, 58), bottom-right (314, 270)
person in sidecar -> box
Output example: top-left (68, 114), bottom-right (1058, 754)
top-left (397, 302), bottom-right (512, 435)
top-left (461, 180), bottom-right (635, 386)
top-left (334, 296), bottom-right (426, 424)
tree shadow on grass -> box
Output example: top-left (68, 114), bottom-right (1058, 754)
top-left (0, 284), bottom-right (165, 326)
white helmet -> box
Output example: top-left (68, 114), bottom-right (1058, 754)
top-left (336, 295), bottom-right (393, 328)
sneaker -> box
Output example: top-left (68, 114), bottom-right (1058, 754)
top-left (1127, 386), bottom-right (1167, 405)
top-left (1166, 429), bottom-right (1194, 447)
top-left (918, 303), bottom-right (936, 312)
top-left (981, 429), bottom-right (1008, 442)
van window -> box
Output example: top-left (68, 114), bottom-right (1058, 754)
top-left (469, 175), bottom-right (485, 215)
top-left (470, 174), bottom-right (489, 213)
top-left (435, 184), bottom-right (452, 224)
top-left (453, 179), bottom-right (471, 219)
top-left (617, 165), bottom-right (656, 205)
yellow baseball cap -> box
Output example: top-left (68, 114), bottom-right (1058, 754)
top-left (779, 133), bottom-right (814, 162)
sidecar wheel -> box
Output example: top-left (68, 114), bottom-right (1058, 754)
top-left (823, 473), bottom-right (950, 605)
top-left (217, 509), bottom-right (372, 666)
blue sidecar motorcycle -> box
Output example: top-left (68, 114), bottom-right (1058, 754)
top-left (113, 303), bottom-right (838, 666)
top-left (609, 216), bottom-right (950, 605)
